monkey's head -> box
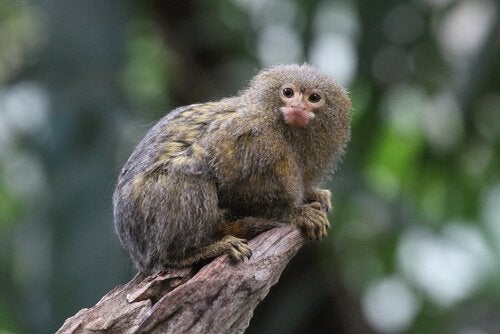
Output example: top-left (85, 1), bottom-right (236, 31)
top-left (242, 64), bottom-right (351, 130)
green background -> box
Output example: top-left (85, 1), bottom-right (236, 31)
top-left (0, 0), bottom-right (499, 333)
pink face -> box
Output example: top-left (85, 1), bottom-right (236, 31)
top-left (279, 84), bottom-right (325, 128)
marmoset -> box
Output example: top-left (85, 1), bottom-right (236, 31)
top-left (113, 64), bottom-right (351, 274)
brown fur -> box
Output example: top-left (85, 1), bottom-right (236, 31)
top-left (113, 64), bottom-right (351, 273)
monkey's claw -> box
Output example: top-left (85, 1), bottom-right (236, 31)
top-left (294, 204), bottom-right (330, 240)
top-left (224, 236), bottom-right (252, 262)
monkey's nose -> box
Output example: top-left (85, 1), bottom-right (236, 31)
top-left (291, 101), bottom-right (307, 111)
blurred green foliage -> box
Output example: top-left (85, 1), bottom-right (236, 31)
top-left (0, 0), bottom-right (499, 333)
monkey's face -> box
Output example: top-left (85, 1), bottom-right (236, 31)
top-left (279, 84), bottom-right (325, 128)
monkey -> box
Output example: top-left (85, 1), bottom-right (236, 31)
top-left (113, 64), bottom-right (351, 274)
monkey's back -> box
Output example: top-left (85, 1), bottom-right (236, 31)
top-left (117, 98), bottom-right (240, 185)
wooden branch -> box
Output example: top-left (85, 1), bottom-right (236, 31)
top-left (56, 225), bottom-right (305, 334)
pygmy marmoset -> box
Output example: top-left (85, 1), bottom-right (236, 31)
top-left (113, 64), bottom-right (351, 274)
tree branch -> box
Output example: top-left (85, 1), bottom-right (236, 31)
top-left (56, 225), bottom-right (305, 334)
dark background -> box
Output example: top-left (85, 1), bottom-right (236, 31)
top-left (0, 0), bottom-right (499, 333)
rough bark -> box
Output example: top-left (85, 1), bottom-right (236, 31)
top-left (56, 225), bottom-right (305, 334)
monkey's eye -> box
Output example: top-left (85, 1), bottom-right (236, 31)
top-left (308, 93), bottom-right (322, 103)
top-left (282, 87), bottom-right (294, 98)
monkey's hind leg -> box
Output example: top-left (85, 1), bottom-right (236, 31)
top-left (168, 217), bottom-right (280, 267)
top-left (221, 217), bottom-right (281, 240)
top-left (166, 235), bottom-right (252, 267)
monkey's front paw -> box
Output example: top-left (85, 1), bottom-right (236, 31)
top-left (307, 188), bottom-right (332, 213)
top-left (294, 204), bottom-right (330, 240)
top-left (223, 236), bottom-right (252, 262)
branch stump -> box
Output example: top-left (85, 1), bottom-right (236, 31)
top-left (57, 225), bottom-right (305, 334)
